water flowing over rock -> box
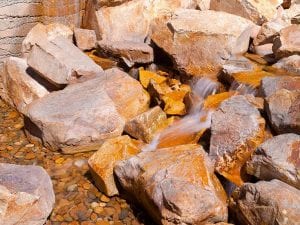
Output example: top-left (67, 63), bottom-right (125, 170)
top-left (230, 179), bottom-right (300, 225)
top-left (74, 28), bottom-right (97, 51)
top-left (1, 57), bottom-right (49, 113)
top-left (265, 89), bottom-right (300, 134)
top-left (114, 144), bottom-right (228, 225)
top-left (210, 95), bottom-right (265, 185)
top-left (247, 133), bottom-right (300, 189)
top-left (88, 136), bottom-right (142, 196)
top-left (151, 9), bottom-right (254, 77)
top-left (24, 76), bottom-right (125, 151)
top-left (27, 36), bottom-right (104, 87)
top-left (209, 0), bottom-right (283, 25)
top-left (0, 163), bottom-right (55, 225)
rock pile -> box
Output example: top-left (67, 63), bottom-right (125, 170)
top-left (0, 0), bottom-right (299, 224)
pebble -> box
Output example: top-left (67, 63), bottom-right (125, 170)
top-left (94, 206), bottom-right (104, 214)
top-left (67, 184), bottom-right (78, 192)
top-left (100, 195), bottom-right (110, 203)
top-left (25, 152), bottom-right (36, 160)
top-left (55, 157), bottom-right (65, 164)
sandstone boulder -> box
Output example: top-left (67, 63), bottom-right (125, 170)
top-left (27, 36), bottom-right (103, 86)
top-left (210, 95), bottom-right (265, 185)
top-left (151, 9), bottom-right (254, 77)
top-left (74, 28), bottom-right (97, 51)
top-left (97, 40), bottom-right (154, 67)
top-left (103, 68), bottom-right (150, 121)
top-left (114, 144), bottom-right (228, 225)
top-left (273, 55), bottom-right (300, 75)
top-left (1, 57), bottom-right (49, 113)
top-left (0, 163), bottom-right (55, 225)
top-left (209, 0), bottom-right (282, 25)
top-left (230, 179), bottom-right (300, 225)
top-left (247, 133), bottom-right (300, 189)
top-left (88, 136), bottom-right (142, 196)
top-left (265, 89), bottom-right (300, 134)
top-left (124, 106), bottom-right (168, 143)
top-left (273, 24), bottom-right (300, 58)
top-left (260, 76), bottom-right (300, 97)
top-left (24, 76), bottom-right (125, 151)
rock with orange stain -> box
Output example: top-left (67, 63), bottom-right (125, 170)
top-left (273, 55), bottom-right (300, 75)
top-left (103, 68), bottom-right (150, 121)
top-left (210, 95), bottom-right (265, 186)
top-left (247, 133), bottom-right (300, 189)
top-left (125, 106), bottom-right (169, 143)
top-left (88, 136), bottom-right (142, 196)
top-left (139, 69), bottom-right (167, 89)
top-left (86, 50), bottom-right (118, 70)
top-left (203, 92), bottom-right (235, 110)
top-left (265, 89), bottom-right (300, 134)
top-left (151, 9), bottom-right (254, 77)
top-left (114, 144), bottom-right (228, 225)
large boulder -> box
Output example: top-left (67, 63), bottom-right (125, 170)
top-left (210, 95), bottom-right (265, 185)
top-left (27, 36), bottom-right (103, 87)
top-left (273, 55), bottom-right (300, 75)
top-left (0, 163), bottom-right (55, 225)
top-left (1, 57), bottom-right (49, 113)
top-left (114, 144), bottom-right (228, 225)
top-left (151, 9), bottom-right (254, 77)
top-left (247, 133), bottom-right (300, 189)
top-left (88, 136), bottom-right (142, 196)
top-left (265, 89), bottom-right (300, 134)
top-left (230, 179), bottom-right (300, 225)
top-left (24, 76), bottom-right (125, 151)
top-left (209, 0), bottom-right (282, 25)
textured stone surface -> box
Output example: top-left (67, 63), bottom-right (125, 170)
top-left (0, 163), bottom-right (55, 225)
top-left (114, 144), bottom-right (228, 225)
top-left (97, 40), bottom-right (154, 67)
top-left (265, 89), bottom-right (300, 134)
top-left (209, 0), bottom-right (282, 25)
top-left (273, 24), bottom-right (300, 58)
top-left (1, 57), bottom-right (49, 113)
top-left (124, 106), bottom-right (167, 143)
top-left (210, 95), bottom-right (265, 185)
top-left (247, 133), bottom-right (300, 189)
top-left (230, 179), bottom-right (300, 225)
top-left (74, 28), bottom-right (97, 51)
top-left (27, 36), bottom-right (103, 86)
top-left (88, 136), bottom-right (142, 196)
top-left (24, 76), bottom-right (125, 151)
top-left (151, 9), bottom-right (254, 77)
top-left (273, 55), bottom-right (300, 75)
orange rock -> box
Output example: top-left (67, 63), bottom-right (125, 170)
top-left (139, 69), bottom-right (166, 89)
top-left (88, 136), bottom-right (143, 196)
top-left (86, 50), bottom-right (117, 70)
top-left (203, 92), bottom-right (235, 109)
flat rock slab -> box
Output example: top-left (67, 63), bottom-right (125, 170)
top-left (27, 36), bottom-right (103, 86)
top-left (114, 144), bottom-right (228, 225)
top-left (210, 95), bottom-right (265, 185)
top-left (0, 163), bottom-right (55, 225)
top-left (97, 40), bottom-right (154, 67)
top-left (231, 179), bottom-right (300, 225)
top-left (74, 28), bottom-right (97, 51)
top-left (151, 9), bottom-right (254, 77)
top-left (247, 133), bottom-right (300, 189)
top-left (24, 76), bottom-right (125, 151)
top-left (265, 89), bottom-right (300, 134)
top-left (2, 57), bottom-right (49, 113)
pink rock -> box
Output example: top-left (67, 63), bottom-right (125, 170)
top-left (74, 28), bottom-right (97, 51)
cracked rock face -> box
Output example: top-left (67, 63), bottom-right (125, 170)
top-left (210, 95), bottom-right (265, 185)
top-left (0, 163), bottom-right (55, 225)
top-left (230, 179), bottom-right (300, 225)
top-left (247, 133), bottom-right (300, 189)
top-left (114, 144), bottom-right (228, 225)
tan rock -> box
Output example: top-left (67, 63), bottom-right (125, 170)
top-left (27, 36), bottom-right (103, 86)
top-left (103, 68), bottom-right (150, 121)
top-left (273, 55), bottom-right (300, 75)
top-left (151, 9), bottom-right (254, 77)
top-left (210, 0), bottom-right (282, 25)
top-left (125, 106), bottom-right (168, 143)
top-left (210, 95), bottom-right (265, 186)
top-left (88, 136), bottom-right (142, 196)
top-left (0, 163), bottom-right (55, 225)
top-left (2, 57), bottom-right (49, 113)
top-left (114, 144), bottom-right (228, 225)
top-left (97, 40), bottom-right (154, 67)
top-left (273, 24), bottom-right (300, 58)
top-left (24, 76), bottom-right (125, 151)
top-left (74, 28), bottom-right (97, 51)
top-left (230, 180), bottom-right (300, 225)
